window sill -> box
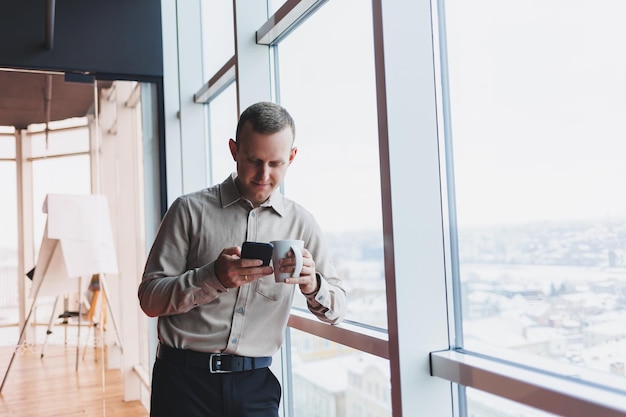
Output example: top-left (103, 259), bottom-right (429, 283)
top-left (288, 309), bottom-right (389, 359)
top-left (430, 349), bottom-right (626, 417)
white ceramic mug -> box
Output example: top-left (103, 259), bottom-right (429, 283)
top-left (270, 239), bottom-right (304, 283)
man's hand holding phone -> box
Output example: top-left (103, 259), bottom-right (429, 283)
top-left (214, 242), bottom-right (274, 289)
top-left (241, 241), bottom-right (274, 266)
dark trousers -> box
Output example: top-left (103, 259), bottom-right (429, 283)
top-left (150, 357), bottom-right (281, 417)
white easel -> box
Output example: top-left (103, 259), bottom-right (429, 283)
top-left (0, 194), bottom-right (122, 393)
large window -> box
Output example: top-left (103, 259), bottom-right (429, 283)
top-left (289, 328), bottom-right (391, 417)
top-left (276, 3), bottom-right (390, 414)
top-left (277, 0), bottom-right (385, 331)
top-left (206, 82), bottom-right (238, 185)
top-left (443, 0), bottom-right (626, 414)
top-left (197, 1), bottom-right (391, 415)
top-left (200, 1), bottom-right (234, 83)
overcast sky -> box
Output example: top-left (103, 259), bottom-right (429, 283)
top-left (2, 0), bottom-right (626, 250)
top-left (446, 0), bottom-right (626, 227)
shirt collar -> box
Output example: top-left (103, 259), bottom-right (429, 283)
top-left (220, 173), bottom-right (286, 217)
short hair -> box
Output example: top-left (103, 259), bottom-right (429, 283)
top-left (235, 102), bottom-right (296, 144)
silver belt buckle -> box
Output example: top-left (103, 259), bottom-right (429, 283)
top-left (209, 353), bottom-right (231, 373)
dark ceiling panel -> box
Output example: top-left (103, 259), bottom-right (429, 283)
top-left (0, 0), bottom-right (163, 78)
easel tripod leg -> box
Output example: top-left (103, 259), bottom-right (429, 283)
top-left (99, 274), bottom-right (123, 353)
top-left (40, 295), bottom-right (60, 358)
top-left (0, 279), bottom-right (45, 393)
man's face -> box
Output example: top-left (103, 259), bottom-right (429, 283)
top-left (229, 121), bottom-right (297, 207)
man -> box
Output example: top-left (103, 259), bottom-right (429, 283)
top-left (138, 101), bottom-right (347, 417)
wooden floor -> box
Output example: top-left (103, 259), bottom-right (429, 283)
top-left (0, 343), bottom-right (149, 417)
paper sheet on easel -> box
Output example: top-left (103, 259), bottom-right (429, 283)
top-left (29, 194), bottom-right (119, 298)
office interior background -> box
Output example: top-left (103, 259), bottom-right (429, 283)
top-left (1, 0), bottom-right (626, 416)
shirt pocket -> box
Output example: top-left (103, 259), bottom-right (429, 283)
top-left (255, 274), bottom-right (293, 301)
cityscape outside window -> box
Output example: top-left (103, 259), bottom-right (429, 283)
top-left (290, 328), bottom-right (390, 417)
top-left (444, 0), bottom-right (626, 413)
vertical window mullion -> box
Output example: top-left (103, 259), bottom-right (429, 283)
top-left (374, 0), bottom-right (452, 415)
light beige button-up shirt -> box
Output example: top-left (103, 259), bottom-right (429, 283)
top-left (138, 174), bottom-right (346, 357)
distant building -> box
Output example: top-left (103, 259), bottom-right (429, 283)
top-left (292, 354), bottom-right (391, 417)
top-left (583, 320), bottom-right (626, 347)
top-left (345, 357), bottom-right (391, 417)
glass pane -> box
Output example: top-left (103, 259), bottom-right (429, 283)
top-left (277, 0), bottom-right (385, 329)
top-left (138, 81), bottom-right (163, 376)
top-left (445, 0), bottom-right (626, 388)
top-left (268, 0), bottom-right (286, 16)
top-left (289, 328), bottom-right (392, 417)
top-left (0, 161), bottom-right (17, 328)
top-left (30, 121), bottom-right (89, 157)
top-left (207, 82), bottom-right (238, 185)
top-left (0, 134), bottom-right (15, 158)
top-left (201, 0), bottom-right (235, 82)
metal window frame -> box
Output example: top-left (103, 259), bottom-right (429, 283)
top-left (431, 350), bottom-right (626, 417)
top-left (288, 309), bottom-right (389, 359)
top-left (193, 55), bottom-right (236, 104)
top-left (256, 0), bottom-right (328, 46)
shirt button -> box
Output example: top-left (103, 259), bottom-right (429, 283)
top-left (251, 212), bottom-right (256, 217)
top-left (237, 307), bottom-right (244, 314)
top-left (231, 338), bottom-right (238, 344)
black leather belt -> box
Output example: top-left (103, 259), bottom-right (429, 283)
top-left (157, 344), bottom-right (272, 373)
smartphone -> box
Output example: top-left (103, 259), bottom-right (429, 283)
top-left (241, 241), bottom-right (274, 266)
